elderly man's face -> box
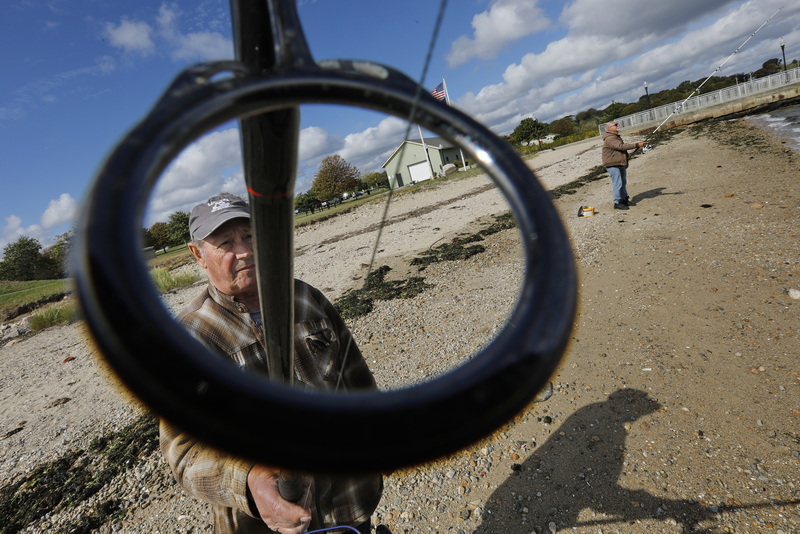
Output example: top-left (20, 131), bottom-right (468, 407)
top-left (189, 218), bottom-right (257, 302)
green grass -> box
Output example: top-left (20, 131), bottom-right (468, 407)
top-left (149, 267), bottom-right (202, 293)
top-left (148, 244), bottom-right (195, 271)
top-left (28, 302), bottom-right (77, 332)
top-left (515, 130), bottom-right (600, 158)
top-left (0, 267), bottom-right (202, 331)
top-left (0, 279), bottom-right (71, 319)
top-left (295, 189), bottom-right (391, 226)
top-left (21, 268), bottom-right (201, 333)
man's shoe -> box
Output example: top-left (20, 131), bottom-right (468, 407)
top-left (614, 203), bottom-right (629, 210)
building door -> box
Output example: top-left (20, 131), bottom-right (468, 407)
top-left (408, 160), bottom-right (432, 183)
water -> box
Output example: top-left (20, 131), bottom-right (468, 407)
top-left (745, 102), bottom-right (800, 155)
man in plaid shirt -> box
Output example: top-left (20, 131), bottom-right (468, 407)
top-left (160, 194), bottom-right (383, 534)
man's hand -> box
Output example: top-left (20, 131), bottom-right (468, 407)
top-left (248, 465), bottom-right (312, 533)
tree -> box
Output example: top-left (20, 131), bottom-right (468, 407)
top-left (295, 190), bottom-right (319, 212)
top-left (0, 236), bottom-right (43, 281)
top-left (549, 116), bottom-right (576, 138)
top-left (362, 171), bottom-right (389, 190)
top-left (166, 211), bottom-right (191, 247)
top-left (508, 117), bottom-right (548, 147)
top-left (146, 222), bottom-right (171, 252)
top-left (39, 231), bottom-right (73, 279)
top-left (753, 58), bottom-right (782, 78)
top-left (311, 155), bottom-right (361, 201)
top-left (599, 101), bottom-right (629, 124)
top-left (575, 108), bottom-right (599, 124)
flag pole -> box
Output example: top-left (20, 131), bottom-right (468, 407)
top-left (417, 124), bottom-right (435, 180)
top-left (441, 78), bottom-right (468, 170)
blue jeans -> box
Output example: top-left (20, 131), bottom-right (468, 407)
top-left (606, 166), bottom-right (628, 204)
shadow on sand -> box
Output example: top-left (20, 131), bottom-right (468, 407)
top-left (632, 187), bottom-right (684, 204)
top-left (474, 389), bottom-right (716, 533)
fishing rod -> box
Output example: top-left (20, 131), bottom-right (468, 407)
top-left (73, 0), bottom-right (575, 474)
top-left (632, 6), bottom-right (783, 154)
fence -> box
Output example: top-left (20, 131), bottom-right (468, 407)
top-left (607, 68), bottom-right (800, 133)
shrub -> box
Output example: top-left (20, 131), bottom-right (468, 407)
top-left (29, 302), bottom-right (77, 332)
top-left (150, 267), bottom-right (202, 293)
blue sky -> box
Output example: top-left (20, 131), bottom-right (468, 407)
top-left (1, 0), bottom-right (798, 255)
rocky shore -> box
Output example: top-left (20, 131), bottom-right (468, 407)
top-left (1, 117), bottom-right (798, 533)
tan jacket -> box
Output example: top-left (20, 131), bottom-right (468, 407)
top-left (602, 132), bottom-right (638, 168)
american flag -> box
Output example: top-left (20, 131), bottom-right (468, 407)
top-left (431, 82), bottom-right (446, 101)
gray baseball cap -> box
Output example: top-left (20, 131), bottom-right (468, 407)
top-left (189, 194), bottom-right (251, 241)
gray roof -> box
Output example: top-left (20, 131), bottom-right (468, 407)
top-left (417, 136), bottom-right (454, 149)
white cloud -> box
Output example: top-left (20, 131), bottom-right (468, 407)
top-left (103, 19), bottom-right (156, 56)
top-left (447, 0), bottom-right (551, 68)
top-left (157, 3), bottom-right (233, 61)
top-left (299, 126), bottom-right (341, 161)
top-left (41, 193), bottom-right (78, 228)
top-left (1, 194), bottom-right (77, 257)
top-left (170, 31), bottom-right (232, 60)
top-left (338, 116), bottom-right (407, 169)
top-left (452, 0), bottom-right (800, 132)
top-left (561, 0), bottom-right (733, 37)
top-left (156, 2), bottom-right (178, 29)
top-left (148, 128), bottom-right (244, 223)
top-left (101, 4), bottom-right (232, 63)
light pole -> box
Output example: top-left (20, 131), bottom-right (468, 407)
top-left (780, 37), bottom-right (787, 72)
top-left (643, 81), bottom-right (651, 108)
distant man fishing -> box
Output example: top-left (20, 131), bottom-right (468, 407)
top-left (601, 121), bottom-right (647, 210)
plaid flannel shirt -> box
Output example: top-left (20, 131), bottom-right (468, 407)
top-left (160, 280), bottom-right (382, 533)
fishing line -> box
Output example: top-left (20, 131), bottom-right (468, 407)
top-left (335, 0), bottom-right (450, 393)
top-left (637, 6), bottom-right (782, 151)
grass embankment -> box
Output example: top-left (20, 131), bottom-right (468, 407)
top-left (0, 279), bottom-right (71, 321)
top-left (0, 265), bottom-right (201, 333)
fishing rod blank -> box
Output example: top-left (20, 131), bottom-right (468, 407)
top-left (637, 6), bottom-right (783, 147)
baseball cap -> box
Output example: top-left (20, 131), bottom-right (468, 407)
top-left (189, 194), bottom-right (251, 241)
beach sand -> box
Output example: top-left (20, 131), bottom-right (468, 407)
top-left (1, 117), bottom-right (798, 533)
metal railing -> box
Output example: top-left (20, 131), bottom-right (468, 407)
top-left (609, 68), bottom-right (799, 132)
